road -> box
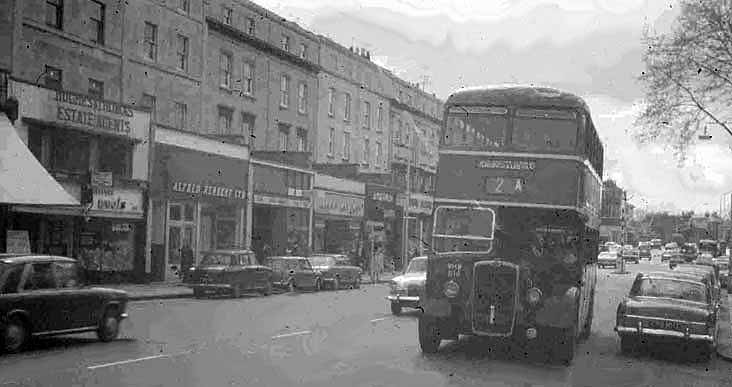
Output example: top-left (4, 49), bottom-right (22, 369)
top-left (2, 256), bottom-right (732, 386)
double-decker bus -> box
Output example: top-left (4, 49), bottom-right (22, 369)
top-left (418, 85), bottom-right (603, 365)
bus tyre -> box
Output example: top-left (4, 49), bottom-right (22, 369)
top-left (418, 316), bottom-right (442, 354)
top-left (580, 295), bottom-right (595, 341)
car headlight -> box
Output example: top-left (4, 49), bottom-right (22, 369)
top-left (526, 287), bottom-right (542, 304)
top-left (443, 280), bottom-right (459, 298)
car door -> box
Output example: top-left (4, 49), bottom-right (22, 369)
top-left (53, 260), bottom-right (100, 329)
top-left (18, 262), bottom-right (65, 333)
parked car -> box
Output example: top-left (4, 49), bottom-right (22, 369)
top-left (307, 254), bottom-right (362, 290)
top-left (598, 251), bottom-right (619, 268)
top-left (615, 271), bottom-right (718, 360)
top-left (266, 256), bottom-right (322, 292)
top-left (622, 248), bottom-right (640, 264)
top-left (0, 254), bottom-right (128, 353)
top-left (386, 256), bottom-right (427, 315)
top-left (186, 249), bottom-right (272, 298)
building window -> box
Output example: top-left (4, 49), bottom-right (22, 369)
top-left (297, 82), bottom-right (307, 114)
top-left (176, 34), bottom-right (189, 71)
top-left (222, 6), bottom-right (233, 25)
top-left (376, 141), bottom-right (382, 166)
top-left (246, 18), bottom-right (256, 35)
top-left (89, 1), bottom-right (104, 44)
top-left (362, 101), bottom-right (371, 129)
top-left (218, 107), bottom-right (232, 135)
top-left (296, 128), bottom-right (307, 152)
top-left (178, 0), bottom-right (189, 13)
top-left (88, 78), bottom-right (103, 99)
top-left (97, 137), bottom-right (132, 178)
top-left (281, 35), bottom-right (290, 52)
top-left (343, 131), bottom-right (351, 161)
top-left (299, 44), bottom-right (307, 59)
top-left (143, 22), bottom-right (158, 61)
top-left (363, 139), bottom-right (370, 165)
top-left (44, 65), bottom-right (62, 90)
top-left (377, 104), bottom-right (383, 131)
top-left (174, 101), bottom-right (187, 130)
top-left (278, 125), bottom-right (289, 151)
top-left (328, 127), bottom-right (335, 156)
top-left (141, 93), bottom-right (156, 120)
top-left (280, 75), bottom-right (290, 108)
top-left (242, 62), bottom-right (254, 96)
top-left (219, 52), bottom-right (232, 88)
top-left (241, 113), bottom-right (255, 145)
top-left (45, 0), bottom-right (63, 29)
top-left (327, 88), bottom-right (335, 117)
top-left (344, 93), bottom-right (351, 121)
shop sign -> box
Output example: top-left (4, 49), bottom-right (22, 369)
top-left (408, 195), bottom-right (433, 215)
top-left (171, 181), bottom-right (247, 201)
top-left (370, 191), bottom-right (395, 203)
top-left (92, 171), bottom-right (113, 187)
top-left (55, 90), bottom-right (134, 135)
top-left (254, 193), bottom-right (310, 209)
top-left (6, 230), bottom-right (30, 254)
top-left (314, 190), bottom-right (364, 218)
top-left (91, 187), bottom-right (144, 215)
top-left (111, 223), bottom-right (132, 233)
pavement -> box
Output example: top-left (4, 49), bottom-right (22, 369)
top-left (104, 272), bottom-right (398, 301)
top-left (5, 259), bottom-right (732, 386)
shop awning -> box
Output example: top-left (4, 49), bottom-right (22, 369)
top-left (0, 114), bottom-right (78, 205)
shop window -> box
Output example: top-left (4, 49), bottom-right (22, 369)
top-left (51, 132), bottom-right (90, 173)
top-left (97, 137), bottom-right (132, 178)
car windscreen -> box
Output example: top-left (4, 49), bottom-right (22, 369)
top-left (406, 259), bottom-right (427, 273)
top-left (633, 278), bottom-right (708, 303)
top-left (201, 254), bottom-right (234, 265)
top-left (308, 256), bottom-right (335, 267)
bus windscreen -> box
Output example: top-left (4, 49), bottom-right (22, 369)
top-left (433, 207), bottom-right (496, 240)
top-left (443, 106), bottom-right (508, 149)
top-left (513, 108), bottom-right (578, 152)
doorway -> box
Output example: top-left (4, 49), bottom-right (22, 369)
top-left (167, 202), bottom-right (196, 281)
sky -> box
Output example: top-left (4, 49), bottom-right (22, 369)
top-left (254, 0), bottom-right (732, 215)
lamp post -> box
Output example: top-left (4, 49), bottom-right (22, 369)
top-left (399, 111), bottom-right (422, 268)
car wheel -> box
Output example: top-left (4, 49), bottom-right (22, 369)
top-left (2, 316), bottom-right (28, 353)
top-left (619, 335), bottom-right (637, 355)
top-left (390, 302), bottom-right (402, 315)
top-left (232, 284), bottom-right (242, 298)
top-left (97, 308), bottom-right (120, 342)
top-left (418, 316), bottom-right (442, 354)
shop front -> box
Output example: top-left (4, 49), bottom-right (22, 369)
top-left (312, 174), bottom-right (365, 260)
top-left (150, 135), bottom-right (249, 282)
top-left (365, 184), bottom-right (399, 268)
top-left (5, 81), bottom-right (152, 283)
top-left (251, 161), bottom-right (312, 262)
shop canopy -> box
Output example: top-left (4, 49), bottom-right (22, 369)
top-left (0, 114), bottom-right (78, 205)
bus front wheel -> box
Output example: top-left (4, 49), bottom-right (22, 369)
top-left (418, 316), bottom-right (442, 354)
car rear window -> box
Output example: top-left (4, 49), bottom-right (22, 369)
top-left (633, 278), bottom-right (707, 303)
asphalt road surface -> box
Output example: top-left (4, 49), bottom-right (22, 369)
top-left (2, 254), bottom-right (732, 386)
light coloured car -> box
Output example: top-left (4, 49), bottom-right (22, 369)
top-left (386, 256), bottom-right (427, 315)
top-left (598, 251), bottom-right (619, 268)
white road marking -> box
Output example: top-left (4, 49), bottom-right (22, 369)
top-left (370, 317), bottom-right (388, 323)
top-left (87, 351), bottom-right (191, 370)
top-left (271, 330), bottom-right (311, 339)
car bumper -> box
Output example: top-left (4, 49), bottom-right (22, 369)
top-left (615, 326), bottom-right (714, 343)
top-left (192, 284), bottom-right (233, 292)
top-left (386, 294), bottom-right (420, 305)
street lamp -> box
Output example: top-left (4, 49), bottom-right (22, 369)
top-left (398, 111), bottom-right (423, 267)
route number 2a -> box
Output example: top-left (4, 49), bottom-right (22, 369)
top-left (485, 177), bottom-right (525, 194)
top-left (447, 263), bottom-right (462, 279)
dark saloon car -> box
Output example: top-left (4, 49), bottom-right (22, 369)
top-left (266, 256), bottom-right (322, 292)
top-left (622, 247), bottom-right (640, 264)
top-left (673, 264), bottom-right (720, 303)
top-left (615, 271), bottom-right (718, 360)
top-left (0, 254), bottom-right (128, 353)
top-left (639, 244), bottom-right (652, 261)
top-left (307, 254), bottom-right (362, 290)
top-left (186, 250), bottom-right (272, 298)
top-left (386, 256), bottom-right (427, 315)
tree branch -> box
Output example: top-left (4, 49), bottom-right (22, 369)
top-left (662, 69), bottom-right (732, 137)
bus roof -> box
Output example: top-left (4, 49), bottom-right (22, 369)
top-left (446, 85), bottom-right (591, 113)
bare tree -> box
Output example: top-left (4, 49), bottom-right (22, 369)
top-left (635, 0), bottom-right (732, 161)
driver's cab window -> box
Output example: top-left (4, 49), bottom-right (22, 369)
top-left (54, 262), bottom-right (79, 288)
top-left (23, 262), bottom-right (57, 291)
top-left (1, 264), bottom-right (25, 294)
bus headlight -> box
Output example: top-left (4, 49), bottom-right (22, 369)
top-left (444, 280), bottom-right (460, 298)
top-left (527, 287), bottom-right (542, 304)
